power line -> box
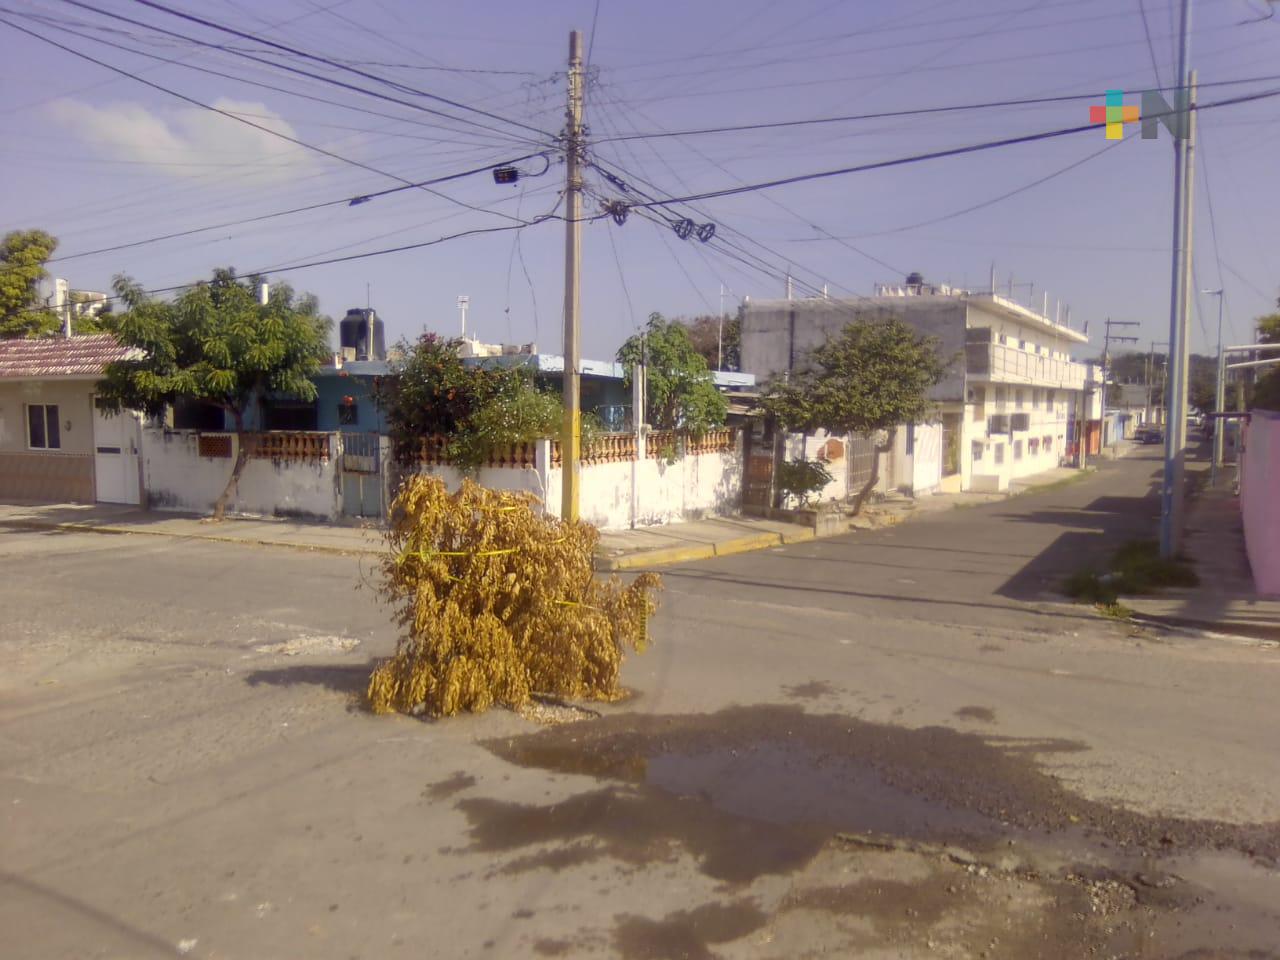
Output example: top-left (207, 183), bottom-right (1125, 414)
top-left (613, 86), bottom-right (1280, 211)
top-left (592, 85), bottom-right (905, 281)
top-left (127, 0), bottom-right (553, 138)
top-left (55, 0), bottom-right (552, 145)
top-left (47, 152), bottom-right (549, 263)
top-left (592, 72), bottom-right (1280, 143)
top-left (1138, 0), bottom-right (1166, 89)
top-left (0, 17), bottom-right (537, 225)
top-left (1198, 137), bottom-right (1237, 342)
top-left (4, 7), bottom-right (530, 150)
top-left (800, 136), bottom-right (1132, 241)
top-left (8, 206), bottom-right (605, 321)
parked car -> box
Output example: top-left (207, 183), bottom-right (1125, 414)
top-left (1136, 427), bottom-right (1164, 445)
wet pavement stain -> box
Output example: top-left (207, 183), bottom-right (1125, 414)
top-left (531, 938), bottom-right (572, 956)
top-left (455, 705), bottom-right (1280, 957)
top-left (424, 771), bottom-right (476, 801)
top-left (782, 680), bottom-right (838, 700)
top-left (477, 705), bottom-right (1280, 859)
top-left (612, 900), bottom-right (767, 960)
top-left (954, 705), bottom-right (997, 723)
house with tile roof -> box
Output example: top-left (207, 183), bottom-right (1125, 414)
top-left (0, 334), bottom-right (141, 504)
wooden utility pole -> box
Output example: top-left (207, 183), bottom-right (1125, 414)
top-left (561, 30), bottom-right (584, 523)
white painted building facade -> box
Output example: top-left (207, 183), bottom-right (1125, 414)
top-left (741, 282), bottom-right (1093, 497)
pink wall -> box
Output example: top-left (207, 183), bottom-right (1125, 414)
top-left (1241, 410), bottom-right (1280, 596)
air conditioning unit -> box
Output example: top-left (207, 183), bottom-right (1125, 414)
top-left (988, 414), bottom-right (1010, 435)
top-left (1011, 412), bottom-right (1031, 432)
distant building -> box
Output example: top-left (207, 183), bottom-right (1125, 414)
top-left (741, 274), bottom-right (1095, 495)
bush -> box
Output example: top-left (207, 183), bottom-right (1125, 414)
top-left (367, 476), bottom-right (661, 717)
top-left (776, 458), bottom-right (834, 507)
top-left (1064, 539), bottom-right (1198, 608)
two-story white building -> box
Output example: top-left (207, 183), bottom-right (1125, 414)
top-left (741, 276), bottom-right (1095, 497)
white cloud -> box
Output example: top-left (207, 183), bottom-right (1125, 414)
top-left (46, 98), bottom-right (313, 183)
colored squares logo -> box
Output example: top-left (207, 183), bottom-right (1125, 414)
top-left (1089, 90), bottom-right (1140, 139)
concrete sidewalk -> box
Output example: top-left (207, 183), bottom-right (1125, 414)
top-left (1125, 476), bottom-right (1280, 640)
top-left (0, 502), bottom-right (385, 556)
top-left (0, 462), bottom-right (1095, 571)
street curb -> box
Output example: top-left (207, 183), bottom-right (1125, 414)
top-left (1129, 611), bottom-right (1280, 643)
top-left (597, 526), bottom-right (815, 571)
top-left (3, 518), bottom-right (382, 558)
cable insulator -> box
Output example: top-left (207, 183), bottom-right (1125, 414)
top-left (673, 218), bottom-right (694, 240)
top-left (605, 201), bottom-right (630, 226)
top-left (696, 222), bottom-right (716, 243)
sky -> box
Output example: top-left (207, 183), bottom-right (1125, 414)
top-left (2, 0), bottom-right (1278, 362)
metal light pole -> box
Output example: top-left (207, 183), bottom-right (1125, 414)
top-left (1159, 0), bottom-right (1196, 560)
top-left (1202, 288), bottom-right (1225, 484)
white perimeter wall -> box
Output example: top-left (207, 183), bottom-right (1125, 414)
top-left (142, 429), bottom-right (340, 521)
top-left (411, 439), bottom-right (743, 531)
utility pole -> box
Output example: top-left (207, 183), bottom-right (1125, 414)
top-left (1161, 49), bottom-right (1197, 560)
top-left (1101, 317), bottom-right (1140, 385)
top-left (560, 30), bottom-right (584, 523)
top-left (1202, 288), bottom-right (1225, 484)
top-left (718, 283), bottom-right (725, 371)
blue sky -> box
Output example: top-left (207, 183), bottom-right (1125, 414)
top-left (2, 0), bottom-right (1278, 360)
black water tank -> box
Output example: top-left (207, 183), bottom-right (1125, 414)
top-left (339, 308), bottom-right (386, 361)
top-left (905, 271), bottom-right (924, 288)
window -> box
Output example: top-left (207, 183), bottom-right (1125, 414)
top-left (261, 399), bottom-right (318, 431)
top-left (1046, 389), bottom-right (1056, 409)
top-left (1028, 437), bottom-right (1040, 455)
top-left (173, 398), bottom-right (225, 431)
top-left (26, 404), bottom-right (60, 450)
top-left (1031, 389), bottom-right (1041, 409)
top-left (1044, 435), bottom-right (1053, 451)
top-left (1013, 440), bottom-right (1023, 460)
top-left (1015, 389), bottom-right (1025, 409)
top-left (972, 441), bottom-right (984, 462)
top-left (338, 400), bottom-right (359, 426)
top-left (970, 386), bottom-right (985, 422)
top-left (994, 443), bottom-right (1005, 465)
top-left (994, 386), bottom-right (1006, 404)
top-left (997, 333), bottom-right (1008, 345)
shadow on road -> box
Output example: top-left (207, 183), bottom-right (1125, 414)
top-left (244, 662), bottom-right (374, 699)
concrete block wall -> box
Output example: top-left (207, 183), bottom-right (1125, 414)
top-left (409, 436), bottom-right (744, 532)
top-left (141, 429), bottom-right (341, 521)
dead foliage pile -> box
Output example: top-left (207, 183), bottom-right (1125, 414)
top-left (368, 476), bottom-right (661, 717)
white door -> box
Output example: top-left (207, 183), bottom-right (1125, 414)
top-left (92, 401), bottom-right (140, 504)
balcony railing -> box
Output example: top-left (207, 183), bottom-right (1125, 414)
top-left (965, 338), bottom-right (1085, 389)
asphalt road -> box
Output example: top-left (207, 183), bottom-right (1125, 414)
top-left (3, 447), bottom-right (1278, 959)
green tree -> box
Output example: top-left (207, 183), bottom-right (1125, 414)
top-left (97, 268), bottom-right (331, 520)
top-left (761, 317), bottom-right (950, 513)
top-left (0, 229), bottom-right (59, 338)
top-left (617, 313), bottom-right (728, 437)
top-left (677, 313), bottom-right (740, 371)
top-left (1252, 305), bottom-right (1280, 411)
top-left (376, 334), bottom-right (592, 468)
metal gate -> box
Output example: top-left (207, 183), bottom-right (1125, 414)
top-left (846, 434), bottom-right (877, 493)
top-left (341, 433), bottom-right (383, 519)
top-left (742, 421), bottom-right (776, 508)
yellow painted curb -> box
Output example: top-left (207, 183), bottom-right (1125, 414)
top-left (597, 525), bottom-right (822, 570)
top-left (713, 532), bottom-right (784, 558)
